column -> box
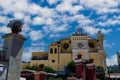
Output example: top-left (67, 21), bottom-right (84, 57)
top-left (3, 33), bottom-right (26, 80)
top-left (34, 72), bottom-right (40, 80)
top-left (87, 63), bottom-right (96, 80)
top-left (75, 59), bottom-right (86, 80)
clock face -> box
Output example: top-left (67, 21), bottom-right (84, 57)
top-left (78, 43), bottom-right (83, 48)
top-left (89, 43), bottom-right (94, 48)
top-left (63, 43), bottom-right (69, 49)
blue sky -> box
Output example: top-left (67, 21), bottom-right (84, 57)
top-left (0, 0), bottom-right (120, 66)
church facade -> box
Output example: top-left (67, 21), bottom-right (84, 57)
top-left (30, 28), bottom-right (106, 71)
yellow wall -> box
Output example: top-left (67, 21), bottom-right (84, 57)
top-left (89, 52), bottom-right (100, 66)
top-left (21, 62), bottom-right (30, 69)
top-left (31, 60), bottom-right (48, 66)
top-left (32, 52), bottom-right (47, 57)
top-left (59, 53), bottom-right (72, 70)
top-left (49, 54), bottom-right (59, 70)
top-left (89, 52), bottom-right (106, 68)
top-left (28, 32), bottom-right (106, 71)
top-left (76, 51), bottom-right (86, 59)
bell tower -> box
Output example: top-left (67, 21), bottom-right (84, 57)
top-left (71, 28), bottom-right (89, 60)
top-left (97, 30), bottom-right (104, 49)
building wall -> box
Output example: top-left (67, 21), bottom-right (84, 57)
top-left (29, 31), bottom-right (106, 71)
top-left (59, 53), bottom-right (72, 70)
top-left (32, 52), bottom-right (48, 58)
top-left (117, 52), bottom-right (120, 65)
top-left (49, 54), bottom-right (59, 70)
top-left (21, 62), bottom-right (30, 69)
top-left (31, 60), bottom-right (48, 66)
top-left (89, 52), bottom-right (100, 66)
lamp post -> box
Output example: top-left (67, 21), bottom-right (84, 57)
top-left (0, 46), bottom-right (3, 61)
top-left (0, 46), bottom-right (8, 62)
top-left (58, 45), bottom-right (60, 70)
top-left (107, 67), bottom-right (110, 80)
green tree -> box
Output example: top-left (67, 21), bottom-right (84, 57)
top-left (25, 65), bottom-right (39, 71)
top-left (108, 67), bottom-right (114, 73)
top-left (55, 78), bottom-right (63, 80)
top-left (43, 66), bottom-right (55, 73)
top-left (25, 65), bottom-right (32, 70)
top-left (66, 60), bottom-right (75, 73)
top-left (31, 65), bottom-right (39, 71)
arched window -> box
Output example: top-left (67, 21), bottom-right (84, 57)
top-left (54, 48), bottom-right (57, 53)
top-left (50, 48), bottom-right (53, 53)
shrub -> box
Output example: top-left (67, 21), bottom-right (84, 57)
top-left (43, 66), bottom-right (55, 73)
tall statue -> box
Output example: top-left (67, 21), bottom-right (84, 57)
top-left (7, 20), bottom-right (23, 34)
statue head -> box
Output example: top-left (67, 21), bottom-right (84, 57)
top-left (7, 20), bottom-right (23, 34)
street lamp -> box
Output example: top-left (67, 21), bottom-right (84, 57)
top-left (107, 67), bottom-right (110, 80)
top-left (58, 45), bottom-right (60, 70)
top-left (0, 46), bottom-right (8, 61)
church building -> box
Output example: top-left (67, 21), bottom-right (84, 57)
top-left (30, 28), bottom-right (106, 71)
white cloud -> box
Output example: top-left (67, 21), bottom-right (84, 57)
top-left (49, 33), bottom-right (60, 38)
top-left (106, 54), bottom-right (118, 66)
top-left (28, 3), bottom-right (56, 17)
top-left (28, 3), bottom-right (42, 15)
top-left (32, 17), bottom-right (54, 26)
top-left (56, 0), bottom-right (83, 14)
top-left (83, 26), bottom-right (98, 35)
top-left (47, 0), bottom-right (59, 5)
top-left (33, 16), bottom-right (45, 25)
top-left (0, 16), bottom-right (9, 24)
top-left (22, 46), bottom-right (45, 62)
top-left (113, 15), bottom-right (120, 20)
top-left (0, 26), bottom-right (11, 34)
top-left (46, 18), bottom-right (54, 25)
top-left (66, 14), bottom-right (92, 25)
top-left (101, 29), bottom-right (112, 34)
top-left (55, 25), bottom-right (69, 32)
top-left (99, 19), bottom-right (120, 27)
top-left (80, 0), bottom-right (119, 14)
top-left (31, 42), bottom-right (45, 46)
top-left (83, 26), bottom-right (112, 35)
top-left (20, 24), bottom-right (31, 36)
top-left (0, 0), bottom-right (56, 18)
top-left (0, 0), bottom-right (29, 14)
top-left (13, 12), bottom-right (25, 20)
top-left (22, 53), bottom-right (32, 62)
top-left (22, 24), bottom-right (31, 32)
top-left (42, 26), bottom-right (50, 33)
top-left (104, 40), bottom-right (115, 49)
top-left (43, 24), bottom-right (69, 34)
top-left (29, 30), bottom-right (44, 41)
